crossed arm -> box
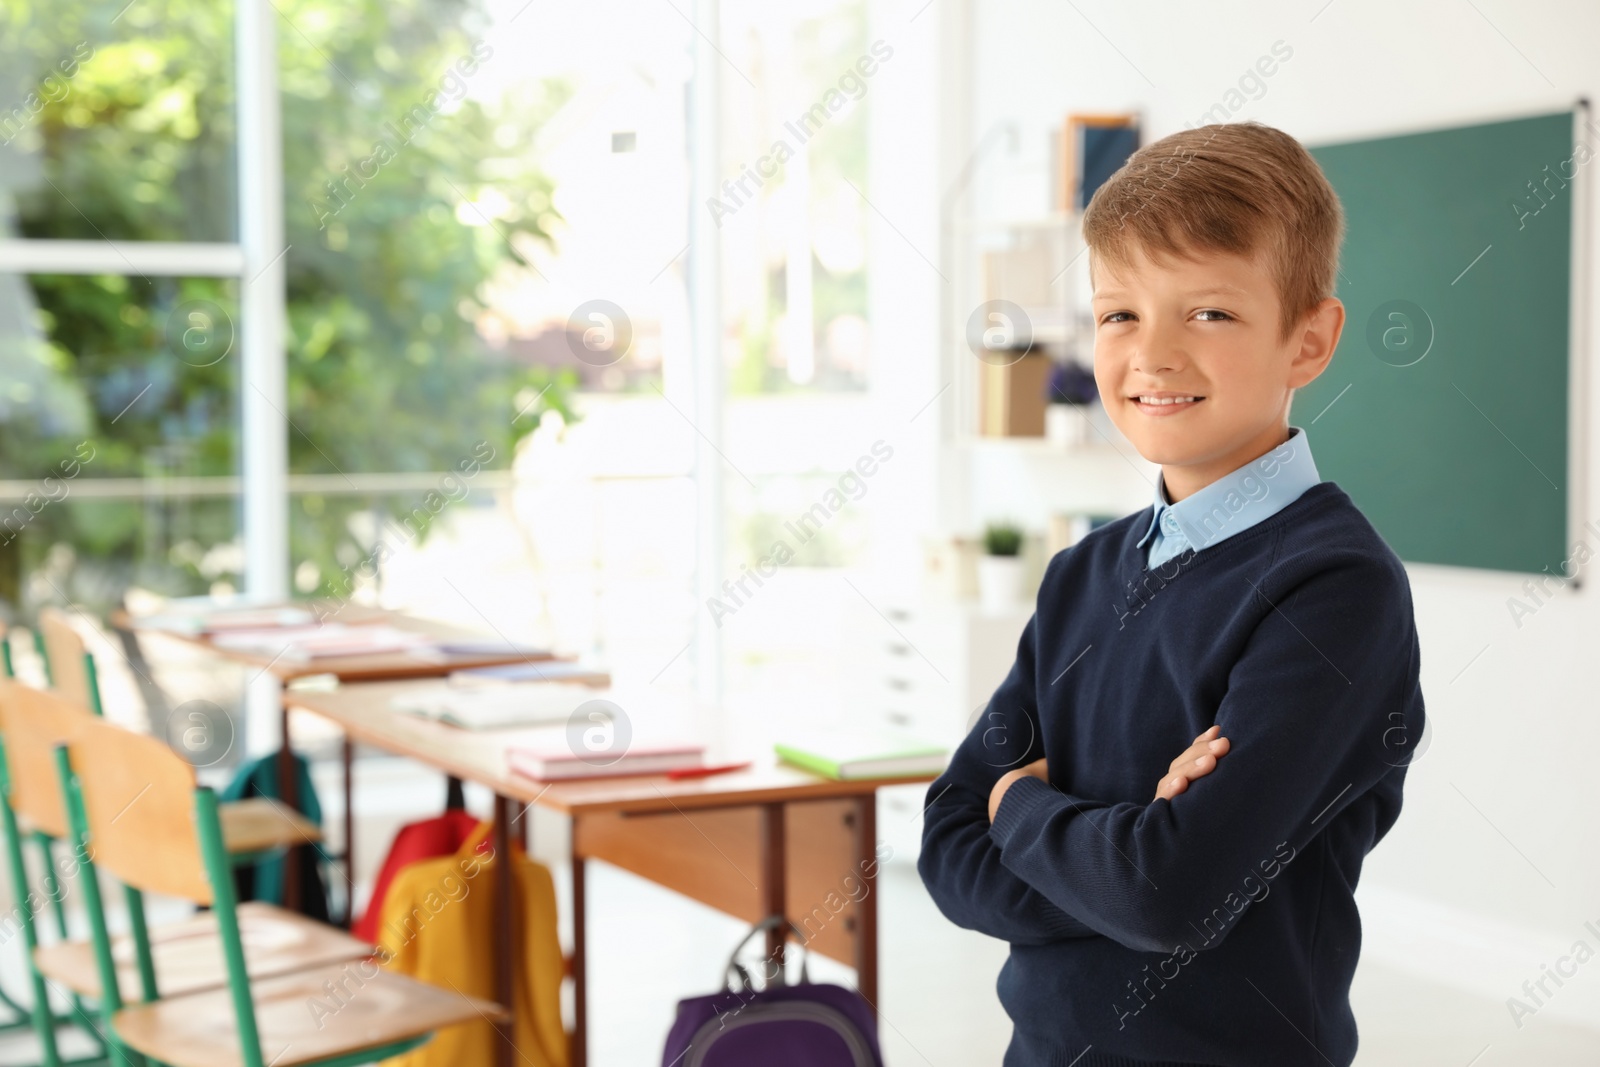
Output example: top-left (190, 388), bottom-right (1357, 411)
top-left (988, 724), bottom-right (1230, 822)
top-left (915, 634), bottom-right (1229, 947)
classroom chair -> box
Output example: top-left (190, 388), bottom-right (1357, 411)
top-left (35, 609), bottom-right (102, 717)
top-left (56, 714), bottom-right (504, 1067)
top-left (0, 681), bottom-right (371, 1067)
top-left (2, 632), bottom-right (110, 1064)
top-left (31, 609), bottom-right (323, 860)
top-left (18, 616), bottom-right (324, 856)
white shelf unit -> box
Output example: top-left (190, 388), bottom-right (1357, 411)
top-left (950, 210), bottom-right (1098, 447)
top-left (840, 599), bottom-right (1034, 860)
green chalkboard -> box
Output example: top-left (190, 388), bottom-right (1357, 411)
top-left (1301, 110), bottom-right (1576, 576)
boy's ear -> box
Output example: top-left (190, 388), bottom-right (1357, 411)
top-left (1288, 297), bottom-right (1345, 388)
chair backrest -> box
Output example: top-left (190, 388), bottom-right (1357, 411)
top-left (0, 679), bottom-right (84, 838)
top-left (37, 607), bottom-right (96, 713)
top-left (67, 715), bottom-right (213, 905)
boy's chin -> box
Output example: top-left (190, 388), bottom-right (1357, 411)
top-left (1111, 425), bottom-right (1202, 467)
top-left (1131, 445), bottom-right (1193, 468)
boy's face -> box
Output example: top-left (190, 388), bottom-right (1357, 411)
top-left (1090, 243), bottom-right (1343, 502)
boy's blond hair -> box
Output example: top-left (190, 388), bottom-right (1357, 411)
top-left (1081, 121), bottom-right (1345, 343)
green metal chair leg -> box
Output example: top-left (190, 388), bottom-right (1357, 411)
top-left (194, 789), bottom-right (266, 1067)
top-left (54, 749), bottom-right (145, 1067)
top-left (0, 739), bottom-right (112, 1067)
top-left (0, 983), bottom-right (44, 1032)
top-left (80, 656), bottom-right (102, 719)
top-left (31, 632), bottom-right (52, 688)
top-left (32, 833), bottom-right (107, 1049)
top-left (119, 887), bottom-right (158, 1006)
top-left (0, 630), bottom-right (18, 1033)
top-left (2, 786), bottom-right (61, 1066)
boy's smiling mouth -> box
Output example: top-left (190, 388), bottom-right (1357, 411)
top-left (1131, 392), bottom-right (1206, 415)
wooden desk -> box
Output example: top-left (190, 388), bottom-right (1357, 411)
top-left (112, 604), bottom-right (571, 924)
top-left (284, 680), bottom-right (935, 1067)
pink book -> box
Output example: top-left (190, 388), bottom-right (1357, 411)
top-left (506, 741), bottom-right (706, 781)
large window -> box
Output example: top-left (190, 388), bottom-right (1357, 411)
top-left (271, 0), bottom-right (697, 679)
top-left (1, 0), bottom-right (887, 712)
top-left (713, 0), bottom-right (884, 719)
top-left (718, 0), bottom-right (874, 396)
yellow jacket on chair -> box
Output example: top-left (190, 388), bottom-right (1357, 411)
top-left (375, 820), bottom-right (568, 1067)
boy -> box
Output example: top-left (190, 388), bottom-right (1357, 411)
top-left (917, 121), bottom-right (1426, 1067)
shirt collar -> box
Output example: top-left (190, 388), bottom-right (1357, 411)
top-left (1136, 426), bottom-right (1320, 553)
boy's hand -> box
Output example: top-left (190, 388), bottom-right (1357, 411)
top-left (988, 758), bottom-right (1050, 823)
top-left (1154, 724), bottom-right (1230, 801)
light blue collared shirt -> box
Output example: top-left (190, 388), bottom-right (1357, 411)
top-left (1137, 425), bottom-right (1321, 569)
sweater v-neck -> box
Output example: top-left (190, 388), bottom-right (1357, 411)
top-left (1116, 479), bottom-right (1345, 589)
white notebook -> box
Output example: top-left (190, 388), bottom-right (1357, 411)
top-left (391, 681), bottom-right (603, 730)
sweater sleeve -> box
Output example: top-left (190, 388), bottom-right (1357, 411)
top-left (916, 593), bottom-right (1102, 945)
top-left (987, 552), bottom-right (1422, 955)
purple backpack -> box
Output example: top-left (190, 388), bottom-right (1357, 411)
top-left (661, 916), bottom-right (884, 1067)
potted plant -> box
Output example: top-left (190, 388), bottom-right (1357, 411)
top-left (978, 521), bottom-right (1026, 610)
top-left (1045, 359), bottom-right (1099, 447)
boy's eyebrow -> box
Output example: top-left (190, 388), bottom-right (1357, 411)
top-left (1092, 284), bottom-right (1253, 301)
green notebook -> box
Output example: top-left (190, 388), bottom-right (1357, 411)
top-left (774, 730), bottom-right (949, 780)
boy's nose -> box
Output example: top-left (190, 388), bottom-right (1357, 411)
top-left (1131, 326), bottom-right (1185, 376)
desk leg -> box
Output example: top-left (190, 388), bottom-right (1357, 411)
top-left (278, 701), bottom-right (302, 913)
top-left (340, 736), bottom-right (355, 928)
top-left (854, 795), bottom-right (879, 1010)
top-left (570, 836), bottom-right (587, 1067)
top-left (492, 794), bottom-right (515, 1067)
top-left (759, 803), bottom-right (787, 969)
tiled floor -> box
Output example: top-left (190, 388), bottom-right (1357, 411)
top-left (3, 761), bottom-right (1596, 1066)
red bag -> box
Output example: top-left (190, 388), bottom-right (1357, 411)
top-left (352, 809), bottom-right (485, 942)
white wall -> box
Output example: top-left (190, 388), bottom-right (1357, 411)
top-left (889, 0), bottom-right (1600, 1031)
top-left (861, 0), bottom-right (951, 602)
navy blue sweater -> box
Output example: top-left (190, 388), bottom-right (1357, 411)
top-left (917, 480), bottom-right (1425, 1067)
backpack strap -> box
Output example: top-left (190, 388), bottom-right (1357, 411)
top-left (724, 914), bottom-right (811, 990)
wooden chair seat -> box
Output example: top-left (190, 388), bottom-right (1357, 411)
top-left (112, 961), bottom-right (507, 1067)
top-left (33, 901), bottom-right (373, 1000)
top-left (218, 797), bottom-right (321, 853)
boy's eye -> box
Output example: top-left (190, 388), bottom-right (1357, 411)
top-left (1100, 311), bottom-right (1134, 325)
top-left (1195, 309), bottom-right (1233, 322)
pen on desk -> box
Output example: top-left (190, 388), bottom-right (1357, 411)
top-left (668, 761), bottom-right (753, 780)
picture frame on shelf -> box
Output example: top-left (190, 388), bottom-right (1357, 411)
top-left (1056, 112), bottom-right (1141, 213)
